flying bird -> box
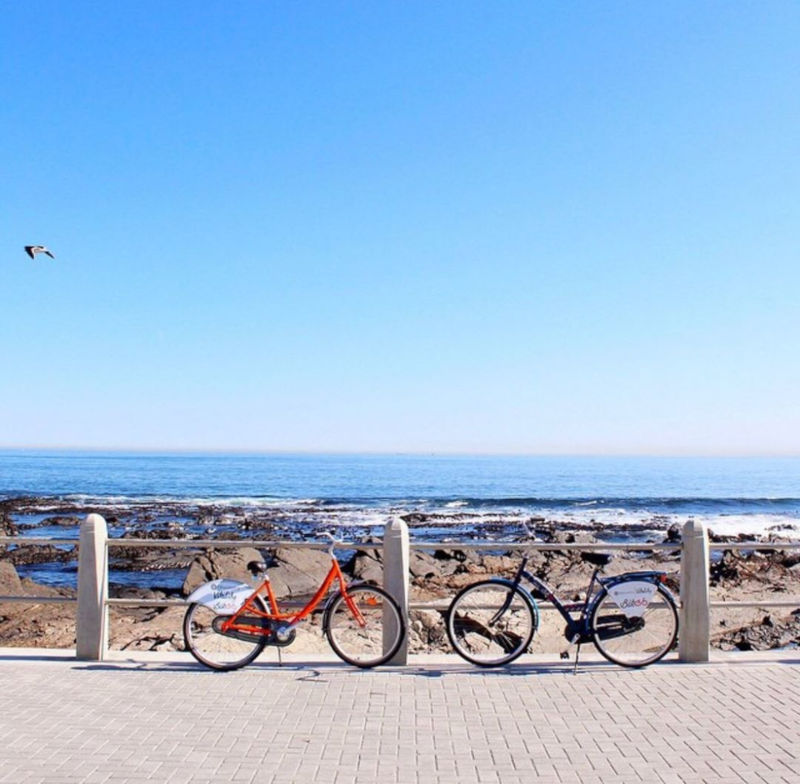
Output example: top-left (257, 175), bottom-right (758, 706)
top-left (24, 245), bottom-right (55, 260)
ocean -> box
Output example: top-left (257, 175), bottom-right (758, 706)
top-left (2, 451), bottom-right (799, 590)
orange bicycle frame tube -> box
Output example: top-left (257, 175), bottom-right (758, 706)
top-left (220, 553), bottom-right (353, 636)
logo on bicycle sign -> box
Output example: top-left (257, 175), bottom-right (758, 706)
top-left (606, 581), bottom-right (658, 618)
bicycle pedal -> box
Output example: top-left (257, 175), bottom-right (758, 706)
top-left (560, 651), bottom-right (570, 660)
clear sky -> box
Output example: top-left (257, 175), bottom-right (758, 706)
top-left (2, 2), bottom-right (798, 455)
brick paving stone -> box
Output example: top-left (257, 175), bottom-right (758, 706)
top-left (0, 652), bottom-right (798, 783)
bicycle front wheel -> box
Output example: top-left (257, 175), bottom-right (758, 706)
top-left (324, 585), bottom-right (404, 668)
top-left (446, 580), bottom-right (536, 667)
top-left (590, 584), bottom-right (678, 668)
top-left (183, 598), bottom-right (268, 671)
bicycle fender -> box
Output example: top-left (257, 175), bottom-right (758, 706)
top-left (605, 571), bottom-right (665, 585)
top-left (185, 579), bottom-right (254, 614)
top-left (601, 572), bottom-right (675, 595)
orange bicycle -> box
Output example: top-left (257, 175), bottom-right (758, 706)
top-left (183, 533), bottom-right (404, 670)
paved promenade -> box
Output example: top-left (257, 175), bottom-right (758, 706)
top-left (0, 649), bottom-right (797, 784)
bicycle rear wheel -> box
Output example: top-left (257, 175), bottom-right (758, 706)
top-left (324, 585), bottom-right (404, 668)
top-left (183, 598), bottom-right (268, 671)
top-left (590, 583), bottom-right (678, 667)
top-left (446, 580), bottom-right (536, 667)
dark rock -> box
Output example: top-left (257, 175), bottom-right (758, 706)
top-left (6, 545), bottom-right (77, 567)
top-left (664, 523), bottom-right (682, 543)
top-left (408, 550), bottom-right (441, 580)
top-left (713, 611), bottom-right (800, 651)
top-left (182, 547), bottom-right (264, 595)
top-left (781, 553), bottom-right (800, 569)
top-left (40, 516), bottom-right (81, 527)
top-left (767, 523), bottom-right (798, 532)
top-left (0, 561), bottom-right (23, 596)
top-left (436, 549), bottom-right (466, 562)
top-left (122, 525), bottom-right (189, 540)
top-left (352, 550), bottom-right (383, 584)
top-left (0, 503), bottom-right (19, 537)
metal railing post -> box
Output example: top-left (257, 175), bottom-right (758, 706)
top-left (76, 514), bottom-right (109, 660)
top-left (679, 519), bottom-right (710, 662)
top-left (383, 518), bottom-right (409, 664)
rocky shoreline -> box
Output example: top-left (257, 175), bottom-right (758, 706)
top-left (2, 497), bottom-right (799, 655)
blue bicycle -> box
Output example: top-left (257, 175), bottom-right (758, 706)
top-left (446, 551), bottom-right (679, 668)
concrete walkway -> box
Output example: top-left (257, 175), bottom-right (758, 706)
top-left (0, 649), bottom-right (797, 784)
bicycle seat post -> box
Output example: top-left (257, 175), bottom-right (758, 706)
top-left (582, 567), bottom-right (602, 612)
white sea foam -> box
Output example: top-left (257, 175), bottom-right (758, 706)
top-left (11, 493), bottom-right (800, 539)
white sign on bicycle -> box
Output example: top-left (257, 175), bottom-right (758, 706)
top-left (606, 581), bottom-right (658, 618)
top-left (186, 579), bottom-right (253, 613)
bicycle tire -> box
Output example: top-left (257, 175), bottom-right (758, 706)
top-left (590, 583), bottom-right (678, 668)
top-left (446, 579), bottom-right (536, 667)
top-left (324, 585), bottom-right (404, 668)
top-left (183, 596), bottom-right (268, 671)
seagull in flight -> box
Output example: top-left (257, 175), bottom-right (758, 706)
top-left (24, 245), bottom-right (55, 260)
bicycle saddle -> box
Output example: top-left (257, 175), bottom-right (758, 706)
top-left (247, 560), bottom-right (268, 575)
top-left (581, 551), bottom-right (613, 567)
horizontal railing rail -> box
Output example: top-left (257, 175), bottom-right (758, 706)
top-left (0, 596), bottom-right (77, 604)
top-left (708, 541), bottom-right (800, 550)
top-left (106, 538), bottom-right (380, 550)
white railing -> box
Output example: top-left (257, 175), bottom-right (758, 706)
top-left (2, 515), bottom-right (800, 663)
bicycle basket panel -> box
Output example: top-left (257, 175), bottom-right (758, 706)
top-left (185, 579), bottom-right (253, 613)
top-left (605, 581), bottom-right (658, 618)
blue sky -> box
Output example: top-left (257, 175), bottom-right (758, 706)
top-left (2, 2), bottom-right (798, 455)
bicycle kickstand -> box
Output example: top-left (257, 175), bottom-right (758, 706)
top-left (572, 642), bottom-right (582, 676)
top-left (277, 646), bottom-right (283, 667)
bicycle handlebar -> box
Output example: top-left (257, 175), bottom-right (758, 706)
top-left (520, 520), bottom-right (538, 540)
top-left (320, 531), bottom-right (341, 555)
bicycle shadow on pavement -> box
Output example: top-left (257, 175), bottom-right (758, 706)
top-left (65, 656), bottom-right (679, 678)
top-left (9, 649), bottom-right (795, 676)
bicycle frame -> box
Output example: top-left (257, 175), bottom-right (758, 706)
top-left (218, 550), bottom-right (364, 640)
top-left (509, 556), bottom-right (670, 644)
